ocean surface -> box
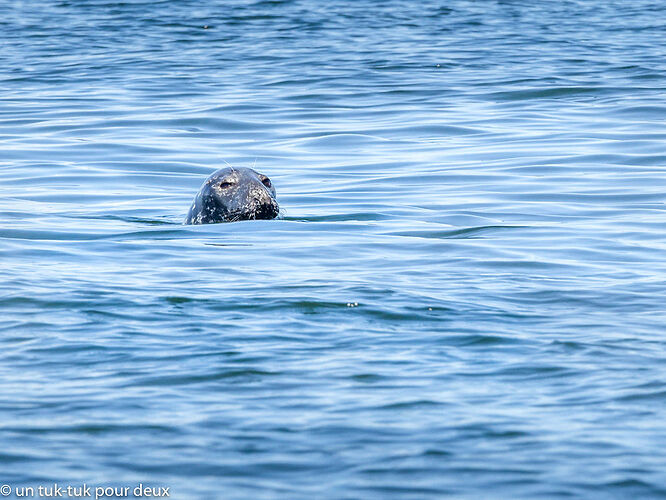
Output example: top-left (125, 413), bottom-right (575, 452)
top-left (1, 0), bottom-right (665, 498)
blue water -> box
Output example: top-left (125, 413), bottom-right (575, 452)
top-left (1, 0), bottom-right (666, 498)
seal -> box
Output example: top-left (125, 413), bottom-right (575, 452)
top-left (184, 166), bottom-right (279, 224)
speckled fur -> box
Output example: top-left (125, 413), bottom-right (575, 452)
top-left (185, 167), bottom-right (279, 225)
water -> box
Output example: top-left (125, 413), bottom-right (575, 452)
top-left (1, 0), bottom-right (666, 498)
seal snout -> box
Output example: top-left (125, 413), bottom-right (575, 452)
top-left (252, 196), bottom-right (280, 220)
top-left (247, 182), bottom-right (279, 220)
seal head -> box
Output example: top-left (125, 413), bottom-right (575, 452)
top-left (185, 167), bottom-right (279, 224)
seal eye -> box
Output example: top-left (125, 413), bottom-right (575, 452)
top-left (262, 177), bottom-right (272, 188)
top-left (218, 181), bottom-right (233, 189)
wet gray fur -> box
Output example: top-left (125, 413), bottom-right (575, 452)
top-left (185, 167), bottom-right (279, 224)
